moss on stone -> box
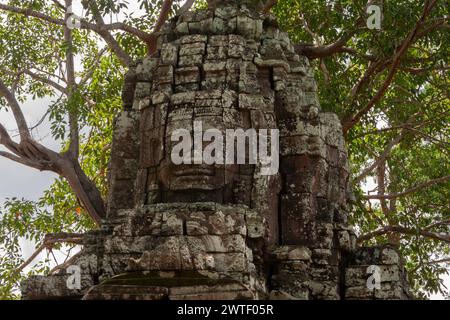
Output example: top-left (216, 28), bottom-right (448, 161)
top-left (102, 271), bottom-right (235, 287)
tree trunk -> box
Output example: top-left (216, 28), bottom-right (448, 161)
top-left (57, 155), bottom-right (106, 226)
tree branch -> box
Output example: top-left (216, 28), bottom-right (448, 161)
top-left (425, 219), bottom-right (450, 231)
top-left (342, 0), bottom-right (439, 134)
top-left (82, 0), bottom-right (133, 66)
top-left (415, 16), bottom-right (449, 38)
top-left (425, 258), bottom-right (450, 265)
top-left (23, 70), bottom-right (67, 94)
top-left (154, 0), bottom-right (173, 33)
top-left (293, 8), bottom-right (367, 60)
top-left (43, 232), bottom-right (84, 246)
top-left (49, 251), bottom-right (83, 275)
top-left (365, 175), bottom-right (450, 200)
top-left (0, 151), bottom-right (49, 171)
top-left (12, 233), bottom-right (83, 277)
top-left (0, 79), bottom-right (31, 141)
top-left (355, 132), bottom-right (405, 183)
top-left (0, 79), bottom-right (52, 162)
top-left (0, 3), bottom-right (135, 66)
top-left (0, 71), bottom-right (105, 227)
top-left (64, 0), bottom-right (79, 159)
top-left (147, 0), bottom-right (173, 55)
top-left (0, 2), bottom-right (152, 43)
top-left (377, 159), bottom-right (391, 217)
top-left (348, 58), bottom-right (390, 100)
top-left (0, 3), bottom-right (64, 25)
top-left (51, 0), bottom-right (66, 11)
top-left (262, 0), bottom-right (277, 14)
top-left (294, 31), bottom-right (357, 59)
top-left (13, 243), bottom-right (47, 277)
top-left (358, 225), bottom-right (450, 244)
top-left (78, 47), bottom-right (108, 87)
top-left (338, 47), bottom-right (377, 61)
top-left (0, 123), bottom-right (21, 154)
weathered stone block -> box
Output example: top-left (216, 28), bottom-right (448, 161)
top-left (161, 43), bottom-right (179, 65)
top-left (175, 67), bottom-right (200, 85)
top-left (134, 82), bottom-right (151, 100)
top-left (280, 193), bottom-right (317, 245)
top-left (272, 246), bottom-right (312, 261)
top-left (180, 42), bottom-right (206, 56)
top-left (179, 54), bottom-right (203, 67)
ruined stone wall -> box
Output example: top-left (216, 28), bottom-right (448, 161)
top-left (21, 1), bottom-right (411, 300)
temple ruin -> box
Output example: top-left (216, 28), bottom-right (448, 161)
top-left (22, 0), bottom-right (411, 300)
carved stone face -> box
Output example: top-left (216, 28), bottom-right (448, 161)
top-left (156, 97), bottom-right (250, 204)
top-left (22, 2), bottom-right (401, 303)
top-left (132, 4), bottom-right (349, 247)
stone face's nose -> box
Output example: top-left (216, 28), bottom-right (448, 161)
top-left (206, 0), bottom-right (265, 10)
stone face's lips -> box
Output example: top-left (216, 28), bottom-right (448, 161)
top-left (173, 167), bottom-right (216, 177)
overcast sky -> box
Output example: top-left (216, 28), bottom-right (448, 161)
top-left (0, 97), bottom-right (58, 204)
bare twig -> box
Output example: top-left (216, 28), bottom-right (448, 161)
top-left (49, 251), bottom-right (83, 275)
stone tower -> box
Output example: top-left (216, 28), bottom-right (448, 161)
top-left (22, 0), bottom-right (411, 300)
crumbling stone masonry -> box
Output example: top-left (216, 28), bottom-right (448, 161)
top-left (21, 0), bottom-right (411, 300)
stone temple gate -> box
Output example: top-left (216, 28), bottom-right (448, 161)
top-left (22, 0), bottom-right (411, 300)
